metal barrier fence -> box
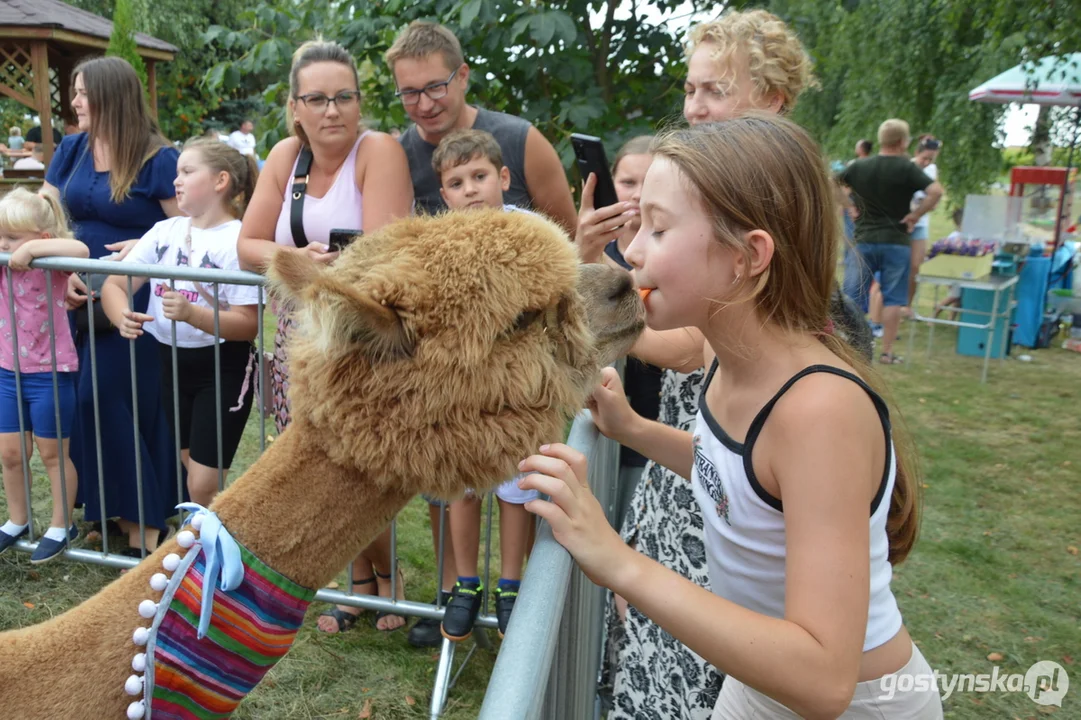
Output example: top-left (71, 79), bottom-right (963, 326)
top-left (0, 253), bottom-right (622, 719)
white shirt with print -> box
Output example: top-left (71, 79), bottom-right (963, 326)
top-left (123, 217), bottom-right (261, 348)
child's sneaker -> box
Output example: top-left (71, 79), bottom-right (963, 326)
top-left (440, 579), bottom-right (483, 641)
top-left (29, 524), bottom-right (78, 564)
top-left (494, 583), bottom-right (519, 638)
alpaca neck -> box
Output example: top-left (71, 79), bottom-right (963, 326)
top-left (209, 422), bottom-right (411, 590)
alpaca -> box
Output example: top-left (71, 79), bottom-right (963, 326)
top-left (0, 208), bottom-right (645, 718)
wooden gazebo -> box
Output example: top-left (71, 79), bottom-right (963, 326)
top-left (0, 0), bottom-right (176, 166)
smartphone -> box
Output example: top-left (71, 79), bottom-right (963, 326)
top-left (570, 134), bottom-right (620, 210)
top-left (328, 228), bottom-right (361, 252)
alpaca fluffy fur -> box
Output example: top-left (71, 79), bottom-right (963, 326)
top-left (0, 207), bottom-right (644, 717)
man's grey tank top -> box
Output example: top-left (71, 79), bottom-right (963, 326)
top-left (399, 106), bottom-right (532, 215)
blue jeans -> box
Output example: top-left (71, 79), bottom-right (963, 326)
top-left (844, 243), bottom-right (911, 310)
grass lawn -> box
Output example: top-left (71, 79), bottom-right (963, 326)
top-left (2, 248), bottom-right (1079, 717)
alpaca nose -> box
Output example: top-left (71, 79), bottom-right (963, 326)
top-left (608, 271), bottom-right (634, 301)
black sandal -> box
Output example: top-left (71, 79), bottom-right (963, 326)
top-left (317, 576), bottom-right (374, 634)
top-left (879, 352), bottom-right (904, 365)
top-left (373, 566), bottom-right (406, 633)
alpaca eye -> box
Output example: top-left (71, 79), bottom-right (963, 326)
top-left (511, 309), bottom-right (542, 333)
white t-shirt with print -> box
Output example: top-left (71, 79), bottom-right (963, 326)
top-left (123, 217), bottom-right (262, 348)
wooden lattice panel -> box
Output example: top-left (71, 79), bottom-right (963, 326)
top-left (50, 66), bottom-right (61, 118)
top-left (0, 43), bottom-right (34, 99)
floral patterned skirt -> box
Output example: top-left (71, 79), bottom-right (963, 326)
top-left (599, 369), bottom-right (724, 719)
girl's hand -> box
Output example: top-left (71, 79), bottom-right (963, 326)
top-left (519, 444), bottom-right (630, 589)
top-left (119, 309), bottom-right (153, 339)
top-left (8, 244), bottom-right (36, 271)
top-left (160, 291), bottom-right (193, 323)
top-left (587, 367), bottom-right (639, 444)
top-left (103, 239), bottom-right (139, 261)
top-left (574, 173), bottom-right (638, 264)
top-left (66, 273), bottom-right (90, 309)
top-left (301, 242), bottom-right (340, 266)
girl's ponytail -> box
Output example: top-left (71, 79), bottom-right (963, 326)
top-left (0, 187), bottom-right (73, 238)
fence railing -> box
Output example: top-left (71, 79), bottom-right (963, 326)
top-left (0, 253), bottom-right (622, 719)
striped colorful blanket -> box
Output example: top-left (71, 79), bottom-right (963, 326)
top-left (146, 540), bottom-right (315, 718)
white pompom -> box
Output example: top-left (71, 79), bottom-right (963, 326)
top-left (132, 627), bottom-right (149, 646)
top-left (138, 600), bottom-right (158, 619)
top-left (132, 653), bottom-right (147, 672)
top-left (149, 573), bottom-right (168, 592)
top-left (126, 700), bottom-right (145, 719)
top-left (162, 553), bottom-right (181, 572)
top-left (190, 513), bottom-right (204, 531)
top-left (176, 530), bottom-right (195, 549)
top-left (124, 674), bottom-right (143, 696)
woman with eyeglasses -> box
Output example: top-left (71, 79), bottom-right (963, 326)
top-left (237, 39), bottom-right (414, 634)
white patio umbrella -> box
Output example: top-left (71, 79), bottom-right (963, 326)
top-left (970, 53), bottom-right (1081, 261)
top-left (969, 53), bottom-right (1081, 105)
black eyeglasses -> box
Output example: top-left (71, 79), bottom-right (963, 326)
top-left (395, 69), bottom-right (458, 106)
top-left (294, 90), bottom-right (361, 114)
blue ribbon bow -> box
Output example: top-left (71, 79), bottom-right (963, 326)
top-left (176, 503), bottom-right (244, 640)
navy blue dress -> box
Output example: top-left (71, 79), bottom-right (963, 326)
top-left (47, 133), bottom-right (180, 532)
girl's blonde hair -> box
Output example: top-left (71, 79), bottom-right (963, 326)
top-left (181, 138), bottom-right (260, 218)
top-left (287, 39), bottom-right (364, 147)
top-left (687, 9), bottom-right (818, 114)
top-left (0, 187), bottom-right (72, 239)
top-left (651, 114), bottom-right (920, 564)
top-left (72, 56), bottom-right (172, 203)
top-left (612, 135), bottom-right (654, 175)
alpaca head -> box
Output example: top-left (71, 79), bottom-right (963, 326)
top-left (268, 208), bottom-right (644, 498)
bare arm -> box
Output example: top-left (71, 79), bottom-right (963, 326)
top-left (588, 367), bottom-right (694, 479)
top-left (522, 126), bottom-right (578, 236)
top-left (629, 327), bottom-right (706, 373)
top-left (101, 274), bottom-right (150, 330)
top-left (10, 238), bottom-right (89, 262)
top-left (237, 138), bottom-right (299, 273)
top-left (904, 181), bottom-right (944, 225)
top-left (357, 132), bottom-right (414, 231)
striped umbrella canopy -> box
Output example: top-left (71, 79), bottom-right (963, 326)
top-left (969, 53), bottom-right (1081, 106)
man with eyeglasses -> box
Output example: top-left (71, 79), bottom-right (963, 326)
top-left (386, 21), bottom-right (577, 235)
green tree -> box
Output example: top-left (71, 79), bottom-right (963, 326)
top-left (106, 0), bottom-right (148, 89)
top-left (201, 0), bottom-right (736, 163)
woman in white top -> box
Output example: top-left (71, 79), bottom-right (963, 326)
top-left (519, 115), bottom-right (943, 719)
top-left (908, 135), bottom-right (941, 310)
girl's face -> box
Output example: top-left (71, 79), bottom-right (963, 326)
top-left (624, 157), bottom-right (739, 332)
top-left (0, 230), bottom-right (46, 254)
top-left (174, 150), bottom-right (228, 217)
top-left (613, 153), bottom-right (651, 235)
top-left (290, 62), bottom-right (361, 145)
top-left (72, 73), bottom-right (92, 132)
top-left (914, 149), bottom-right (938, 168)
top-left (683, 44), bottom-right (782, 125)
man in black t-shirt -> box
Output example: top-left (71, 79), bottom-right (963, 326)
top-left (839, 119), bottom-right (943, 364)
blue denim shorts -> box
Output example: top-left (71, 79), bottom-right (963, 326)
top-left (844, 243), bottom-right (912, 309)
top-left (0, 368), bottom-right (76, 439)
top-left (910, 225), bottom-right (929, 241)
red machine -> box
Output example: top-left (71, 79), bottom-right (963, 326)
top-left (1009, 165), bottom-right (1077, 252)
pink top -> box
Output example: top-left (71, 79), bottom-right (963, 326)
top-left (0, 269), bottom-right (78, 373)
top-left (274, 132), bottom-right (369, 248)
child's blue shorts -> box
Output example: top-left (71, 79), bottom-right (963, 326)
top-left (0, 368), bottom-right (76, 439)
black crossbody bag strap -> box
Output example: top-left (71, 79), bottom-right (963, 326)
top-left (290, 146), bottom-right (314, 248)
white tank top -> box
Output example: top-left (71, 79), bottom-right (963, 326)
top-left (691, 361), bottom-right (903, 652)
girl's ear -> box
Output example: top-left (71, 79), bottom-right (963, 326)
top-left (744, 229), bottom-right (775, 279)
top-left (215, 170), bottom-right (231, 194)
top-left (39, 232), bottom-right (53, 240)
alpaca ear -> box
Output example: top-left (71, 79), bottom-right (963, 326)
top-left (266, 248), bottom-right (321, 303)
top-left (317, 277), bottom-right (415, 361)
